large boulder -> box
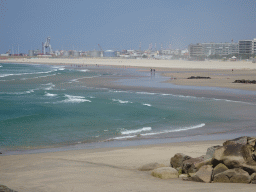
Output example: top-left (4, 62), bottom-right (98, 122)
top-left (151, 167), bottom-right (179, 179)
top-left (191, 165), bottom-right (213, 183)
top-left (212, 143), bottom-right (256, 174)
top-left (251, 173), bottom-right (256, 184)
top-left (170, 153), bottom-right (191, 169)
top-left (223, 136), bottom-right (256, 149)
top-left (212, 163), bottom-right (229, 177)
top-left (204, 145), bottom-right (222, 160)
top-left (182, 157), bottom-right (204, 174)
top-left (223, 136), bottom-right (248, 146)
top-left (139, 163), bottom-right (165, 171)
top-left (213, 168), bottom-right (251, 183)
top-left (194, 158), bottom-right (212, 170)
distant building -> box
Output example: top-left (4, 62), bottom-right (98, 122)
top-left (188, 44), bottom-right (203, 58)
top-left (239, 38), bottom-right (256, 55)
top-left (189, 42), bottom-right (239, 58)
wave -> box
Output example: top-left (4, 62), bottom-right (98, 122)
top-left (0, 65), bottom-right (2, 67)
top-left (136, 92), bottom-right (157, 95)
top-left (0, 89), bottom-right (35, 95)
top-left (80, 69), bottom-right (89, 72)
top-left (52, 66), bottom-right (65, 71)
top-left (112, 135), bottom-right (137, 140)
top-left (121, 127), bottom-right (152, 135)
top-left (0, 70), bottom-right (55, 78)
top-left (141, 123), bottom-right (205, 136)
top-left (42, 83), bottom-right (55, 90)
top-left (111, 123), bottom-right (205, 140)
top-left (142, 103), bottom-right (151, 107)
top-left (112, 99), bottom-right (132, 104)
top-left (45, 92), bottom-right (57, 97)
top-left (60, 94), bottom-right (91, 103)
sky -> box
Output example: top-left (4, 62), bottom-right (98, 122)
top-left (0, 0), bottom-right (255, 54)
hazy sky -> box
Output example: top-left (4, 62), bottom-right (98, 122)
top-left (0, 0), bottom-right (255, 54)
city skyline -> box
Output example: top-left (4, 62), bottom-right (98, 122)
top-left (0, 0), bottom-right (255, 54)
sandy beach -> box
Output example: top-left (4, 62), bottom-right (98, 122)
top-left (2, 140), bottom-right (256, 192)
top-left (1, 58), bottom-right (256, 191)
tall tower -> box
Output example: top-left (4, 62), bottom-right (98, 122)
top-left (43, 37), bottom-right (53, 54)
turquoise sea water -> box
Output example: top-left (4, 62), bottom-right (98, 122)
top-left (0, 63), bottom-right (255, 151)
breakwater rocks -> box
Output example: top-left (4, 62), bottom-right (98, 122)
top-left (0, 185), bottom-right (17, 192)
top-left (187, 76), bottom-right (211, 79)
top-left (139, 136), bottom-right (256, 184)
top-left (233, 79), bottom-right (256, 84)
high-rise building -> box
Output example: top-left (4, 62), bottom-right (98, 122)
top-left (188, 43), bottom-right (203, 57)
top-left (239, 40), bottom-right (253, 55)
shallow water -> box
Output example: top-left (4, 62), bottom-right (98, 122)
top-left (0, 63), bottom-right (255, 152)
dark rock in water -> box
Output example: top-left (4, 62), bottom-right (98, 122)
top-left (182, 157), bottom-right (204, 174)
top-left (191, 165), bottom-right (213, 183)
top-left (0, 185), bottom-right (17, 192)
top-left (187, 76), bottom-right (211, 79)
top-left (0, 152), bottom-right (2, 154)
top-left (170, 153), bottom-right (192, 169)
top-left (213, 168), bottom-right (250, 183)
top-left (212, 163), bottom-right (229, 178)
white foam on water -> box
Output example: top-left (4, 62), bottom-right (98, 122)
top-left (136, 92), bottom-right (157, 95)
top-left (112, 135), bottom-right (137, 140)
top-left (143, 103), bottom-right (151, 107)
top-left (60, 94), bottom-right (91, 103)
top-left (1, 89), bottom-right (36, 95)
top-left (80, 69), bottom-right (89, 72)
top-left (121, 127), bottom-right (152, 135)
top-left (52, 66), bottom-right (65, 71)
top-left (140, 123), bottom-right (206, 136)
top-left (112, 99), bottom-right (132, 104)
top-left (45, 92), bottom-right (57, 97)
top-left (0, 65), bottom-right (2, 67)
top-left (42, 83), bottom-right (55, 90)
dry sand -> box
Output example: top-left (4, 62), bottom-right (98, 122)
top-left (1, 58), bottom-right (256, 191)
top-left (2, 140), bottom-right (256, 192)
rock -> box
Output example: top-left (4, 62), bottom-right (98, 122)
top-left (212, 163), bottom-right (229, 177)
top-left (213, 168), bottom-right (251, 183)
top-left (204, 145), bottom-right (222, 160)
top-left (151, 167), bottom-right (179, 179)
top-left (251, 173), bottom-right (256, 184)
top-left (179, 174), bottom-right (188, 178)
top-left (188, 172), bottom-right (196, 177)
top-left (223, 136), bottom-right (248, 146)
top-left (212, 143), bottom-right (256, 174)
top-left (139, 163), bottom-right (165, 171)
top-left (194, 158), bottom-right (212, 170)
top-left (191, 165), bottom-right (213, 183)
top-left (0, 185), bottom-right (17, 192)
top-left (182, 157), bottom-right (204, 174)
top-left (170, 153), bottom-right (191, 169)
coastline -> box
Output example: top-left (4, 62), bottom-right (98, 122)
top-left (1, 59), bottom-right (256, 191)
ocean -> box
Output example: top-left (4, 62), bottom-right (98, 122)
top-left (0, 63), bottom-right (255, 152)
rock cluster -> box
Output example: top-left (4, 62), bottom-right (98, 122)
top-left (233, 79), bottom-right (256, 84)
top-left (0, 185), bottom-right (17, 192)
top-left (169, 136), bottom-right (256, 183)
